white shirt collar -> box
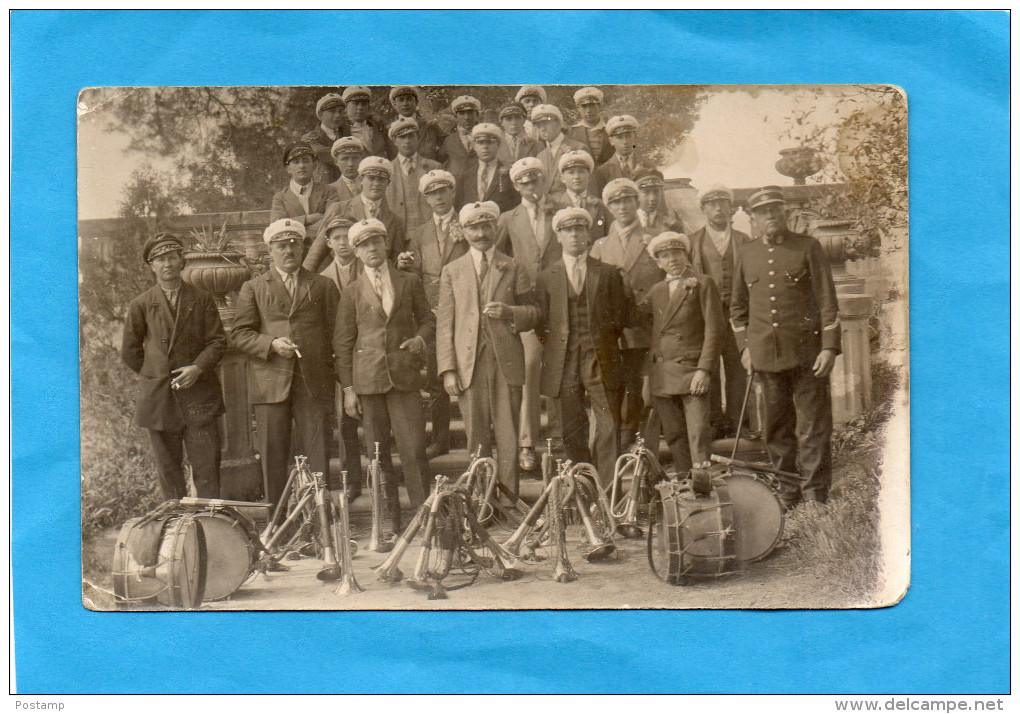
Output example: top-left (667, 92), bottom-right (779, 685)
top-left (562, 252), bottom-right (588, 273)
top-left (566, 189), bottom-right (586, 207)
top-left (276, 266), bottom-right (299, 281)
top-left (548, 132), bottom-right (565, 154)
top-left (361, 193), bottom-right (381, 211)
top-left (363, 261), bottom-right (391, 283)
top-left (435, 209), bottom-right (456, 230)
top-left (470, 246), bottom-right (495, 271)
top-left (290, 179), bottom-right (312, 196)
top-left (320, 124), bottom-right (337, 141)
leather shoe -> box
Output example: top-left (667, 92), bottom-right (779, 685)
top-left (519, 447), bottom-right (537, 471)
top-left (425, 442), bottom-right (450, 459)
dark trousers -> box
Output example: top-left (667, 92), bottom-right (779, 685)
top-left (758, 366), bottom-right (833, 505)
top-left (709, 321), bottom-right (749, 436)
top-left (653, 393), bottom-right (711, 473)
top-left (460, 342), bottom-right (522, 499)
top-left (255, 385), bottom-right (331, 513)
top-left (360, 389), bottom-right (429, 520)
top-left (426, 341), bottom-right (451, 448)
top-left (147, 421), bottom-right (221, 500)
top-left (334, 393), bottom-right (364, 493)
top-left (558, 347), bottom-right (621, 488)
top-left (619, 348), bottom-right (649, 438)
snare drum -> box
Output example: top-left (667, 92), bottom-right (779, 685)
top-left (112, 513), bottom-right (206, 608)
top-left (651, 479), bottom-right (738, 585)
top-left (722, 470), bottom-right (784, 562)
top-left (185, 506), bottom-right (259, 600)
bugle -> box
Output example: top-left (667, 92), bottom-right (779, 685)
top-left (549, 475), bottom-right (577, 583)
top-left (334, 471), bottom-right (364, 595)
top-left (312, 472), bottom-right (343, 582)
top-left (368, 441), bottom-right (392, 553)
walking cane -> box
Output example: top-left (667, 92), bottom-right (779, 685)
top-left (730, 367), bottom-right (755, 462)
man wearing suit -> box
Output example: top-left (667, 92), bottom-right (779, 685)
top-left (386, 85), bottom-right (446, 164)
top-left (535, 208), bottom-right (630, 487)
top-left (731, 187), bottom-right (841, 512)
top-left (400, 170), bottom-right (470, 458)
top-left (495, 157), bottom-right (562, 472)
top-left (497, 103), bottom-right (543, 165)
top-left (340, 85), bottom-right (390, 159)
top-left (319, 216), bottom-right (365, 498)
top-left (231, 219), bottom-right (340, 517)
top-left (305, 155), bottom-right (405, 271)
top-left (121, 233), bottom-right (227, 500)
top-left (547, 149), bottom-right (609, 239)
top-left (591, 177), bottom-right (665, 448)
top-left (592, 115), bottom-right (641, 195)
top-left (385, 116), bottom-right (443, 236)
top-left (566, 86), bottom-right (614, 167)
top-left (455, 123), bottom-right (519, 213)
top-left (334, 219), bottom-right (434, 528)
top-left (532, 104), bottom-right (589, 196)
top-left (514, 85), bottom-right (546, 141)
top-left (302, 92), bottom-right (346, 185)
top-left (436, 201), bottom-right (539, 500)
top-left (634, 166), bottom-right (685, 235)
top-left (643, 231), bottom-right (725, 471)
top-left (688, 185), bottom-right (752, 438)
top-left (270, 141), bottom-right (340, 247)
top-left (327, 136), bottom-right (365, 205)
top-left (441, 95), bottom-right (481, 177)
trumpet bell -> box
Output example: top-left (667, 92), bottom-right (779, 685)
top-left (616, 523), bottom-right (643, 539)
top-left (316, 565), bottom-right (343, 582)
top-left (583, 543), bottom-right (617, 562)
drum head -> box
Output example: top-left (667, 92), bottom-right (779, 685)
top-left (724, 473), bottom-right (784, 562)
top-left (193, 511), bottom-right (256, 600)
top-left (155, 515), bottom-right (206, 609)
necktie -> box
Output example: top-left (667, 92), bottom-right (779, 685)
top-left (373, 269), bottom-right (390, 315)
top-left (511, 136), bottom-right (521, 159)
top-left (478, 251), bottom-right (489, 285)
top-left (571, 261), bottom-right (583, 294)
top-left (405, 157), bottom-right (414, 175)
top-left (367, 202), bottom-right (378, 219)
top-left (285, 273), bottom-right (297, 303)
top-left (478, 163), bottom-right (491, 198)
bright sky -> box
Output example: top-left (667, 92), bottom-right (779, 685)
top-left (78, 85), bottom-right (858, 220)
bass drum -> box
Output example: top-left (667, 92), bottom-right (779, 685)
top-left (187, 507), bottom-right (259, 601)
top-left (723, 471), bottom-right (784, 562)
top-left (650, 479), bottom-right (738, 585)
top-left (112, 514), bottom-right (206, 609)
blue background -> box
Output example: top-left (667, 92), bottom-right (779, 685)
top-left (11, 10), bottom-right (1009, 693)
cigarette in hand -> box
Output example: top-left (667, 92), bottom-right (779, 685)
top-left (294, 348), bottom-right (303, 359)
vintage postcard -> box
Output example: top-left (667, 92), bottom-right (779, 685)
top-left (78, 83), bottom-right (909, 611)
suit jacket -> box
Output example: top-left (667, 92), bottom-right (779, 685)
top-left (305, 194), bottom-right (407, 272)
top-left (535, 257), bottom-right (631, 398)
top-left (536, 134), bottom-right (590, 195)
top-left (333, 266), bottom-right (435, 395)
top-left (441, 130), bottom-right (475, 177)
top-left (404, 217), bottom-right (470, 308)
top-left (496, 134), bottom-right (544, 165)
top-left (385, 154), bottom-right (443, 232)
top-left (644, 272), bottom-right (725, 396)
top-left (270, 181), bottom-right (339, 241)
top-left (566, 123), bottom-right (615, 166)
top-left (730, 230), bottom-right (841, 372)
top-left (494, 200), bottom-right (561, 284)
top-left (385, 113), bottom-right (447, 163)
top-left (640, 207), bottom-right (686, 237)
top-left (319, 258), bottom-right (362, 294)
top-left (688, 225), bottom-right (751, 305)
top-left (592, 154), bottom-right (639, 195)
top-left (455, 156), bottom-right (520, 213)
top-left (301, 125), bottom-right (342, 185)
top-left (436, 250), bottom-right (539, 389)
top-left (328, 176), bottom-right (361, 205)
top-left (546, 190), bottom-right (609, 239)
top-left (121, 283), bottom-right (226, 431)
top-left (230, 267), bottom-right (340, 405)
top-left (590, 221), bottom-right (664, 349)
top-left (339, 116), bottom-right (391, 159)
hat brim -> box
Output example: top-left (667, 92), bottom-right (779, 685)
top-left (749, 198), bottom-right (786, 210)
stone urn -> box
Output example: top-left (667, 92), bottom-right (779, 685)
top-left (181, 250), bottom-right (251, 318)
top-left (775, 146), bottom-right (823, 185)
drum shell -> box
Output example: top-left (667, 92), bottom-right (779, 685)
top-left (187, 508), bottom-right (258, 601)
top-left (112, 514), bottom-right (206, 608)
top-left (722, 470), bottom-right (784, 563)
top-left (656, 480), bottom-right (738, 585)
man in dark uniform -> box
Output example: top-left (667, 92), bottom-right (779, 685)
top-left (340, 85), bottom-right (390, 159)
top-left (270, 141), bottom-right (339, 245)
top-left (303, 92), bottom-right (346, 185)
top-left (566, 86), bottom-right (614, 166)
top-left (121, 233), bottom-right (227, 499)
top-left (455, 123), bottom-right (519, 213)
top-left (730, 186), bottom-right (841, 511)
top-left (547, 149), bottom-right (609, 239)
top-left (441, 95), bottom-right (481, 177)
top-left (497, 103), bottom-right (543, 165)
top-left (634, 166), bottom-right (684, 235)
top-left (387, 85), bottom-right (446, 163)
top-left (689, 184), bottom-right (752, 438)
top-left (592, 115), bottom-right (641, 196)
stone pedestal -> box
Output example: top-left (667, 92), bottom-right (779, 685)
top-left (831, 293), bottom-right (873, 426)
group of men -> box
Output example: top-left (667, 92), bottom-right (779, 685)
top-left (121, 85), bottom-right (842, 544)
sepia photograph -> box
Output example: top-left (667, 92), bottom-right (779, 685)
top-left (78, 82), bottom-right (910, 612)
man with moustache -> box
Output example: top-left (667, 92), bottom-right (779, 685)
top-left (532, 104), bottom-right (588, 196)
top-left (455, 122), bottom-right (519, 213)
top-left (334, 218), bottom-right (434, 530)
top-left (303, 92), bottom-right (346, 184)
top-left (341, 85), bottom-right (390, 158)
top-left (385, 116), bottom-right (443, 236)
top-left (688, 184), bottom-right (751, 438)
top-left (436, 201), bottom-right (539, 501)
top-left (400, 169), bottom-right (471, 458)
top-left (270, 141), bottom-right (339, 246)
top-left (535, 207), bottom-right (630, 487)
top-left (387, 85), bottom-right (446, 163)
top-left (592, 115), bottom-right (641, 195)
top-left (441, 95), bottom-right (482, 177)
top-left (121, 233), bottom-right (227, 500)
top-left (231, 219), bottom-right (340, 524)
top-left (495, 157), bottom-right (561, 472)
top-left (566, 86), bottom-right (614, 166)
top-left (730, 187), bottom-right (841, 512)
top-left (547, 149), bottom-right (609, 239)
top-left (497, 103), bottom-right (543, 165)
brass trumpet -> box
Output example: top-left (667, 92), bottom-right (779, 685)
top-left (368, 442), bottom-right (392, 553)
top-left (408, 476), bottom-right (450, 595)
top-left (501, 478), bottom-right (557, 559)
top-left (313, 472), bottom-right (343, 582)
top-left (333, 470), bottom-right (364, 595)
top-left (549, 475), bottom-right (577, 583)
top-left (374, 481), bottom-right (440, 583)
